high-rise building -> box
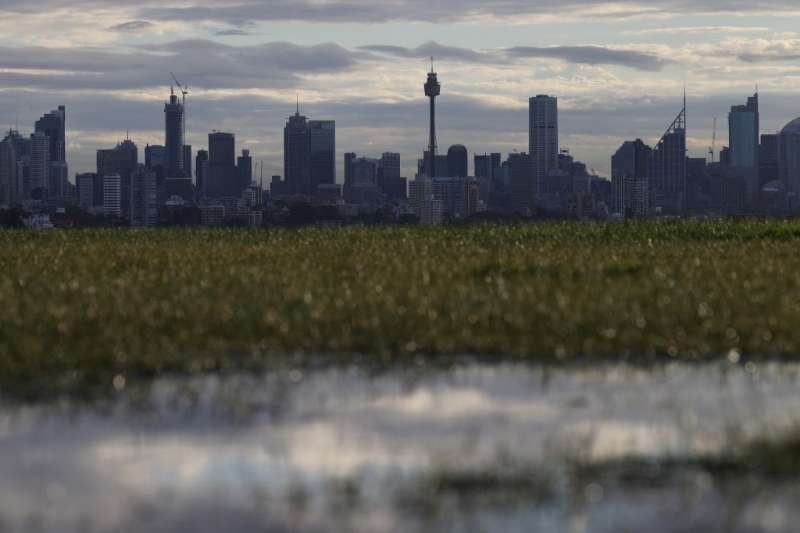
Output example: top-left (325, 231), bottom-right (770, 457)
top-left (648, 102), bottom-right (687, 215)
top-left (779, 118), bottom-right (800, 196)
top-left (284, 110), bottom-right (310, 196)
top-left (760, 133), bottom-right (780, 186)
top-left (29, 131), bottom-right (50, 200)
top-left (207, 132), bottom-right (236, 199)
top-left (97, 140), bottom-right (137, 216)
top-left (474, 153), bottom-right (493, 180)
top-left (447, 144), bottom-right (468, 177)
top-left (379, 152), bottom-right (405, 199)
top-left (130, 166), bottom-right (157, 227)
top-left (75, 173), bottom-right (97, 209)
top-left (611, 139), bottom-right (651, 214)
top-left (0, 133), bottom-right (20, 207)
top-left (309, 120), bottom-right (335, 196)
top-left (145, 144), bottom-right (165, 171)
top-left (50, 161), bottom-right (69, 198)
top-left (103, 174), bottom-right (122, 217)
top-left (195, 149), bottom-right (209, 201)
top-left (236, 149), bottom-right (253, 196)
top-left (729, 93), bottom-right (759, 168)
top-left (35, 106), bottom-right (65, 164)
top-left (529, 95), bottom-right (558, 199)
top-left (183, 145), bottom-right (192, 179)
top-left (509, 152), bottom-right (535, 214)
top-left (164, 90), bottom-right (184, 177)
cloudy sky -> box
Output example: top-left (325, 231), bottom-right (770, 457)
top-left (2, 1), bottom-right (800, 180)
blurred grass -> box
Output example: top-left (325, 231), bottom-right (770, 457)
top-left (2, 219), bottom-right (800, 400)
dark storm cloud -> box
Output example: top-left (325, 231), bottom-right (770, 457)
top-left (358, 41), bottom-right (503, 64)
top-left (108, 20), bottom-right (154, 32)
top-left (504, 46), bottom-right (672, 71)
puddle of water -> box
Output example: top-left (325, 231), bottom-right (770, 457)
top-left (2, 361), bottom-right (800, 532)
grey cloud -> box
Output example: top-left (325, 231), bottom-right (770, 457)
top-left (215, 29), bottom-right (253, 36)
top-left (504, 46), bottom-right (672, 71)
top-left (108, 20), bottom-right (154, 32)
top-left (131, 1), bottom-right (800, 25)
top-left (0, 40), bottom-right (362, 93)
top-left (738, 52), bottom-right (800, 63)
top-left (358, 41), bottom-right (504, 64)
top-left (627, 26), bottom-right (768, 36)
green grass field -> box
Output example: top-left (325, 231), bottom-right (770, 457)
top-left (3, 220), bottom-right (800, 400)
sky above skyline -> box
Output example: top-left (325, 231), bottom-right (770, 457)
top-left (2, 1), bottom-right (800, 181)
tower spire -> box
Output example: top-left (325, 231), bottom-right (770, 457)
top-left (296, 93), bottom-right (299, 115)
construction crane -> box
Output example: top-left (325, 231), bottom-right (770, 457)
top-left (170, 72), bottom-right (189, 139)
top-left (708, 117), bottom-right (716, 163)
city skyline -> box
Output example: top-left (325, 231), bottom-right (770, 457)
top-left (2, 2), bottom-right (800, 181)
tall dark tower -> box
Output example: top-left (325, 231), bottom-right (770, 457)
top-left (424, 58), bottom-right (440, 178)
top-left (164, 88), bottom-right (184, 178)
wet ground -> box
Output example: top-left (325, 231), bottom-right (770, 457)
top-left (2, 360), bottom-right (800, 532)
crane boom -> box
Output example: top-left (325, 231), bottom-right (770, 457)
top-left (708, 117), bottom-right (716, 163)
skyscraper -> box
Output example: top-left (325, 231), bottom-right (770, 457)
top-left (236, 149), bottom-right (252, 196)
top-left (509, 152), bottom-right (535, 214)
top-left (207, 132), bottom-right (235, 199)
top-left (611, 139), bottom-right (651, 214)
top-left (164, 90), bottom-right (184, 177)
top-left (0, 133), bottom-right (21, 207)
top-left (130, 165), bottom-right (157, 227)
top-left (35, 106), bottom-right (65, 164)
top-left (447, 145), bottom-right (468, 177)
top-left (284, 109), bottom-right (310, 196)
top-left (779, 118), bottom-right (800, 196)
top-left (729, 93), bottom-right (759, 168)
top-left (529, 95), bottom-right (558, 199)
top-left (195, 149), bottom-right (209, 201)
top-left (648, 102), bottom-right (687, 215)
top-left (29, 131), bottom-right (50, 200)
top-left (97, 140), bottom-right (137, 216)
top-left (309, 120), bottom-right (335, 196)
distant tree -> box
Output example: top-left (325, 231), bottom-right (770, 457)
top-left (397, 213), bottom-right (420, 225)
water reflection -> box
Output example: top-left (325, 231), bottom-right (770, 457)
top-left (2, 361), bottom-right (800, 532)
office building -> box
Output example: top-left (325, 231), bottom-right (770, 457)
top-left (729, 93), bottom-right (759, 168)
top-left (236, 149), bottom-right (252, 196)
top-left (34, 106), bottom-right (66, 164)
top-left (309, 120), bottom-right (335, 196)
top-left (509, 152), bottom-right (536, 214)
top-left (0, 134), bottom-right (20, 207)
top-left (29, 131), bottom-right (50, 199)
top-left (207, 132), bottom-right (236, 200)
top-left (103, 174), bottom-right (122, 217)
top-left (779, 118), bottom-right (800, 196)
top-left (130, 166), bottom-right (157, 227)
top-left (611, 139), bottom-right (651, 214)
top-left (648, 102), bottom-right (687, 215)
top-left (97, 140), bottom-right (137, 216)
top-left (284, 109), bottom-right (310, 196)
top-left (195, 149), bottom-right (209, 201)
top-left (447, 144), bottom-right (468, 177)
top-left (529, 95), bottom-right (558, 200)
